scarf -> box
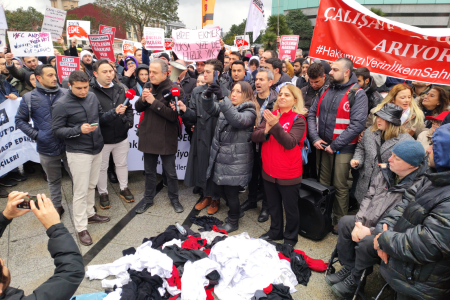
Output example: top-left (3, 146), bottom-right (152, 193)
top-left (36, 81), bottom-right (60, 94)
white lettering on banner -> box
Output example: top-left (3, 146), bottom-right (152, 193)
top-left (0, 99), bottom-right (40, 176)
top-left (172, 27), bottom-right (221, 62)
top-left (372, 40), bottom-right (450, 62)
top-left (7, 32), bottom-right (54, 57)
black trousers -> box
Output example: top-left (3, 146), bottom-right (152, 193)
top-left (337, 215), bottom-right (380, 281)
top-left (143, 153), bottom-right (179, 203)
top-left (263, 179), bottom-right (301, 243)
top-left (248, 149), bottom-right (268, 209)
top-left (213, 183), bottom-right (241, 221)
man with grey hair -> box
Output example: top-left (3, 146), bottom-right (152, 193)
top-left (295, 49), bottom-right (303, 59)
top-left (135, 58), bottom-right (185, 214)
top-left (240, 68), bottom-right (277, 223)
top-left (307, 57), bottom-right (368, 234)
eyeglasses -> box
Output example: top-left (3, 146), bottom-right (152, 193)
top-left (127, 62), bottom-right (135, 66)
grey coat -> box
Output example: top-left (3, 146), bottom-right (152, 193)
top-left (182, 83), bottom-right (230, 193)
top-left (204, 96), bottom-right (257, 187)
top-left (352, 128), bottom-right (413, 202)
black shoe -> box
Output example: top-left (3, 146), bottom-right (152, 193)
top-left (258, 208), bottom-right (269, 223)
top-left (331, 274), bottom-right (358, 299)
top-left (219, 222), bottom-right (239, 233)
top-left (107, 171), bottom-right (118, 183)
top-left (136, 201), bottom-right (153, 214)
top-left (284, 239), bottom-right (297, 247)
top-left (0, 189), bottom-right (8, 198)
top-left (171, 200), bottom-right (184, 213)
top-left (55, 207), bottom-right (65, 218)
top-left (240, 200), bottom-right (258, 211)
top-left (0, 178), bottom-right (17, 187)
top-left (325, 266), bottom-right (352, 286)
top-left (192, 186), bottom-right (203, 194)
top-left (225, 211), bottom-right (245, 223)
top-left (7, 172), bottom-right (26, 182)
top-left (23, 162), bottom-right (35, 174)
top-left (332, 224), bottom-right (339, 235)
top-left (239, 186), bottom-right (247, 193)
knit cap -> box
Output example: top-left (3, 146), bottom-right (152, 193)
top-left (391, 140), bottom-right (425, 167)
top-left (80, 50), bottom-right (92, 60)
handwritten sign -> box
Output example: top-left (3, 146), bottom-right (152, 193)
top-left (99, 25), bottom-right (116, 44)
top-left (143, 27), bottom-right (165, 51)
top-left (164, 38), bottom-right (173, 51)
top-left (56, 55), bottom-right (80, 83)
top-left (234, 35), bottom-right (250, 50)
top-left (7, 32), bottom-right (54, 57)
top-left (278, 35), bottom-right (299, 61)
top-left (67, 20), bottom-right (90, 41)
top-left (172, 26), bottom-right (221, 62)
top-left (88, 34), bottom-right (115, 62)
top-left (0, 6), bottom-right (7, 30)
top-left (0, 30), bottom-right (5, 53)
top-left (42, 6), bottom-right (67, 42)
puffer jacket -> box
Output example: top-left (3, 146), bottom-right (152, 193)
top-left (203, 96), bottom-right (256, 187)
top-left (375, 125), bottom-right (450, 300)
top-left (307, 73), bottom-right (368, 154)
top-left (15, 85), bottom-right (68, 156)
top-left (364, 76), bottom-right (383, 113)
top-left (180, 70), bottom-right (197, 104)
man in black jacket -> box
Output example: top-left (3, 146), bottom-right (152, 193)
top-left (0, 192), bottom-right (84, 299)
top-left (4, 53), bottom-right (38, 95)
top-left (264, 58), bottom-right (292, 91)
top-left (89, 59), bottom-right (135, 209)
top-left (52, 70), bottom-right (126, 246)
top-left (355, 67), bottom-right (383, 113)
top-left (223, 61), bottom-right (255, 91)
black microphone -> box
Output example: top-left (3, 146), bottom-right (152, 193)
top-left (162, 89), bottom-right (173, 102)
top-left (144, 82), bottom-right (152, 90)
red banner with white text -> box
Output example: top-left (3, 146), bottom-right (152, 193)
top-left (56, 55), bottom-right (80, 83)
top-left (310, 0), bottom-right (450, 84)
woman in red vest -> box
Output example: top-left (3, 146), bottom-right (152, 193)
top-left (251, 84), bottom-right (307, 246)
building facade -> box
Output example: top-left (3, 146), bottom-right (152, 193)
top-left (50, 0), bottom-right (79, 10)
top-left (272, 0), bottom-right (450, 28)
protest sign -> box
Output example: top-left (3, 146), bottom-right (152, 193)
top-left (7, 32), bottom-right (54, 57)
top-left (143, 27), bottom-right (165, 51)
top-left (127, 96), bottom-right (190, 179)
top-left (310, 0), bottom-right (450, 85)
top-left (42, 6), bottom-right (67, 41)
top-left (0, 98), bottom-right (40, 177)
top-left (88, 34), bottom-right (115, 62)
top-left (278, 35), bottom-right (299, 61)
top-left (0, 6), bottom-right (7, 30)
top-left (165, 38), bottom-right (173, 51)
top-left (67, 20), bottom-right (90, 41)
top-left (224, 44), bottom-right (238, 56)
top-left (122, 40), bottom-right (139, 56)
top-left (99, 25), bottom-right (116, 44)
top-left (234, 35), bottom-right (250, 50)
top-left (0, 29), bottom-right (5, 52)
top-left (56, 55), bottom-right (80, 83)
top-left (172, 26), bottom-right (221, 62)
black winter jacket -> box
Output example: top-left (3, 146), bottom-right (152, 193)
top-left (203, 96), bottom-right (256, 187)
top-left (272, 72), bottom-right (292, 91)
top-left (364, 76), bottom-right (383, 114)
top-left (15, 86), bottom-right (68, 156)
top-left (180, 71), bottom-right (197, 104)
top-left (51, 91), bottom-right (119, 155)
top-left (89, 78), bottom-right (133, 144)
top-left (307, 73), bottom-right (368, 154)
top-left (301, 75), bottom-right (330, 111)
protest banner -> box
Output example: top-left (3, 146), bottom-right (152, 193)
top-left (88, 34), bottom-right (115, 62)
top-left (165, 38), bottom-right (173, 51)
top-left (41, 6), bottom-right (67, 42)
top-left (127, 96), bottom-right (190, 179)
top-left (224, 44), bottom-right (239, 56)
top-left (67, 20), bottom-right (90, 41)
top-left (172, 26), bottom-right (221, 62)
top-left (122, 40), bottom-right (139, 56)
top-left (0, 29), bottom-right (5, 52)
top-left (99, 25), bottom-right (116, 44)
top-left (7, 32), bottom-right (54, 57)
top-left (310, 0), bottom-right (450, 85)
top-left (56, 55), bottom-right (80, 83)
top-left (0, 5), bottom-right (7, 30)
top-left (143, 27), bottom-right (165, 51)
top-left (234, 35), bottom-right (250, 50)
top-left (0, 98), bottom-right (40, 177)
top-left (245, 0), bottom-right (267, 42)
top-left (202, 0), bottom-right (216, 28)
top-left (278, 35), bottom-right (299, 61)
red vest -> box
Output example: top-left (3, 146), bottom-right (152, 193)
top-left (261, 109), bottom-right (307, 179)
top-left (316, 86), bottom-right (359, 145)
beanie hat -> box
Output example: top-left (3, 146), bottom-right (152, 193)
top-left (80, 50), bottom-right (92, 60)
top-left (391, 140), bottom-right (425, 167)
top-left (154, 52), bottom-right (170, 62)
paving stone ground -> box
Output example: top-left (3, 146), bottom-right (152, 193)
top-left (1, 168), bottom-right (395, 299)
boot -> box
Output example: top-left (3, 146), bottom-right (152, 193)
top-left (207, 200), bottom-right (220, 215)
top-left (219, 217), bottom-right (239, 233)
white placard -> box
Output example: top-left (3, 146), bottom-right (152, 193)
top-left (0, 6), bottom-right (7, 30)
top-left (143, 27), bottom-right (165, 50)
top-left (42, 6), bottom-right (67, 41)
top-left (0, 29), bottom-right (6, 52)
top-left (0, 98), bottom-right (40, 177)
top-left (66, 20), bottom-right (90, 41)
top-left (7, 31), bottom-right (54, 57)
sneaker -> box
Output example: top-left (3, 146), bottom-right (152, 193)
top-left (207, 200), bottom-right (220, 215)
top-left (325, 266), bottom-right (352, 286)
top-left (7, 172), bottom-right (26, 182)
top-left (99, 193), bottom-right (111, 209)
top-left (120, 187), bottom-right (135, 203)
top-left (331, 274), bottom-right (358, 299)
top-left (0, 178), bottom-right (17, 187)
top-left (195, 197), bottom-right (212, 211)
top-left (239, 186), bottom-right (247, 193)
top-left (136, 201), bottom-right (153, 214)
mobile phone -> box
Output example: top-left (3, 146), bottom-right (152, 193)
top-left (213, 71), bottom-right (219, 85)
top-left (320, 143), bottom-right (329, 149)
top-left (17, 195), bottom-right (39, 209)
top-left (90, 123), bottom-right (98, 127)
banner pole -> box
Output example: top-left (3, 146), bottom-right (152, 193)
top-left (277, 0), bottom-right (279, 36)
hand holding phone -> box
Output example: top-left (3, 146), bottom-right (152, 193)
top-left (17, 195), bottom-right (39, 209)
top-left (213, 71), bottom-right (219, 85)
top-left (90, 123), bottom-right (98, 127)
top-left (3, 191), bottom-right (31, 219)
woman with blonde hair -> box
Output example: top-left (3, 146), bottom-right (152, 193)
top-left (366, 84), bottom-right (425, 138)
top-left (352, 103), bottom-right (413, 202)
top-left (251, 84), bottom-right (307, 246)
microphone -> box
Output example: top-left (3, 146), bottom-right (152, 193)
top-left (162, 89), bottom-right (173, 102)
top-left (124, 89), bottom-right (136, 106)
top-left (143, 82), bottom-right (152, 90)
top-left (171, 88), bottom-right (181, 114)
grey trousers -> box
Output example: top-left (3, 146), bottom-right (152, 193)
top-left (39, 153), bottom-right (72, 208)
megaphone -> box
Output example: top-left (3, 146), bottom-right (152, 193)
top-left (169, 61), bottom-right (187, 82)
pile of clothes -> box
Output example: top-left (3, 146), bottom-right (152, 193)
top-left (85, 223), bottom-right (327, 300)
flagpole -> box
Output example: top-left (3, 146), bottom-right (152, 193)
top-left (277, 0), bottom-right (279, 36)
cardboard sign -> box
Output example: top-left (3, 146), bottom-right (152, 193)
top-left (0, 29), bottom-right (5, 53)
top-left (122, 40), bottom-right (139, 56)
top-left (99, 25), bottom-right (116, 44)
top-left (88, 34), bottom-right (115, 62)
top-left (42, 6), bottom-right (67, 42)
top-left (56, 55), bottom-right (80, 83)
top-left (67, 20), bottom-right (90, 41)
top-left (164, 38), bottom-right (173, 51)
top-left (143, 27), bottom-right (165, 51)
top-left (0, 6), bottom-right (7, 30)
top-left (278, 35), bottom-right (299, 61)
top-left (234, 35), bottom-right (250, 50)
top-left (172, 26), bottom-right (221, 62)
top-left (7, 32), bottom-right (54, 57)
top-left (224, 44), bottom-right (238, 56)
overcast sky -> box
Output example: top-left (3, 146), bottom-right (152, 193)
top-left (3, 0), bottom-right (274, 33)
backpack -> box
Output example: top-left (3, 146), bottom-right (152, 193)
top-left (293, 114), bottom-right (311, 165)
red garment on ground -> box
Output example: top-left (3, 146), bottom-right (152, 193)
top-left (181, 236), bottom-right (207, 250)
top-left (263, 284), bottom-right (273, 294)
top-left (203, 248), bottom-right (211, 255)
top-left (205, 287), bottom-right (215, 300)
top-left (166, 264), bottom-right (181, 289)
top-left (278, 250), bottom-right (328, 272)
top-left (212, 225), bottom-right (227, 235)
